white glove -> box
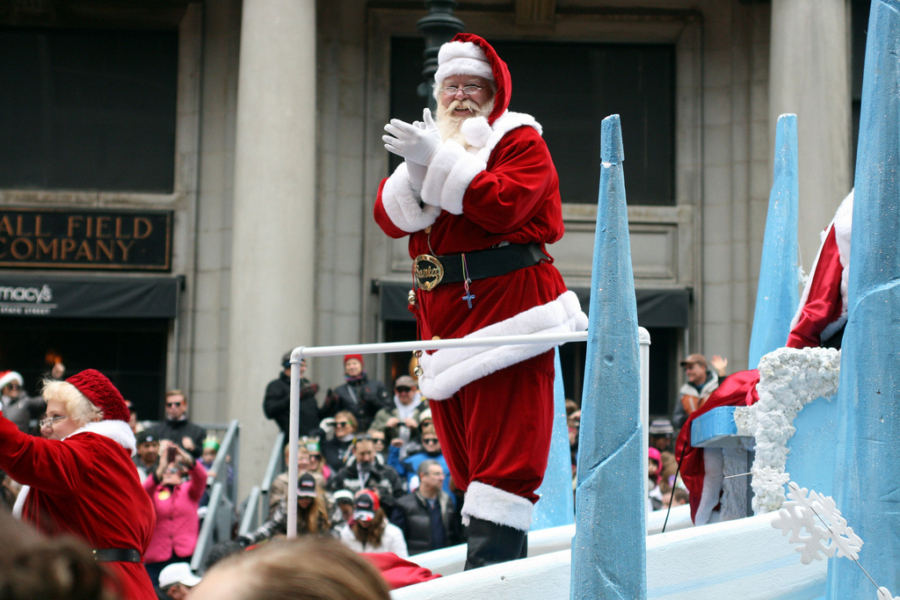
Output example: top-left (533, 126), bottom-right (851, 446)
top-left (384, 114), bottom-right (442, 165)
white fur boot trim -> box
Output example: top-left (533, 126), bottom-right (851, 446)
top-left (694, 447), bottom-right (725, 525)
top-left (462, 481), bottom-right (534, 532)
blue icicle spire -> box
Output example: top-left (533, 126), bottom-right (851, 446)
top-left (531, 349), bottom-right (575, 531)
top-left (826, 0), bottom-right (900, 597)
top-left (747, 114), bottom-right (800, 369)
top-left (570, 114), bottom-right (646, 600)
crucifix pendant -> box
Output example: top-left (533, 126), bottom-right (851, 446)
top-left (462, 290), bottom-right (475, 308)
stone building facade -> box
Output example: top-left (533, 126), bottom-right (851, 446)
top-left (0, 0), bottom-right (860, 495)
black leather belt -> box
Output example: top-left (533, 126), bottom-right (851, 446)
top-left (93, 548), bottom-right (142, 563)
top-left (414, 243), bottom-right (547, 291)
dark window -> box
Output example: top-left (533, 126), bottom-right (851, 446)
top-left (0, 27), bottom-right (178, 193)
top-left (851, 0), bottom-right (870, 174)
top-left (390, 37), bottom-right (676, 206)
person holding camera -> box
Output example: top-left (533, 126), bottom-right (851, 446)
top-left (143, 439), bottom-right (207, 589)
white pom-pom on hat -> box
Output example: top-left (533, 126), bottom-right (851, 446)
top-left (461, 116), bottom-right (492, 149)
top-left (434, 41), bottom-right (494, 84)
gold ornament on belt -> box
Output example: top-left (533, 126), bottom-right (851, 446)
top-left (414, 254), bottom-right (444, 291)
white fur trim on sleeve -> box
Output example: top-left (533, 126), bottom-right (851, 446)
top-left (418, 290), bottom-right (588, 400)
top-left (65, 419), bottom-right (137, 456)
top-left (421, 141), bottom-right (486, 216)
top-left (474, 111), bottom-right (543, 163)
top-left (381, 162), bottom-right (442, 233)
top-left (462, 481), bottom-right (533, 532)
top-left (790, 189), bottom-right (853, 333)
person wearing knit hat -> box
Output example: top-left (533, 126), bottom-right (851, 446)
top-left (375, 33), bottom-right (587, 569)
top-left (323, 353), bottom-right (390, 433)
top-left (0, 370), bottom-right (45, 433)
top-left (0, 369), bottom-right (157, 599)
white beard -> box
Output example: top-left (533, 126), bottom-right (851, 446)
top-left (436, 98), bottom-right (495, 150)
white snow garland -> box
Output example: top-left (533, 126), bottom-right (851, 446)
top-left (745, 347), bottom-right (841, 513)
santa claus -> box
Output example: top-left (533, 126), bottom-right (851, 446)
top-left (0, 369), bottom-right (157, 599)
top-left (676, 190), bottom-right (853, 524)
top-left (375, 33), bottom-right (587, 567)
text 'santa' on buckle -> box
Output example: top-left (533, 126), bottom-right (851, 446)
top-left (414, 255), bottom-right (444, 291)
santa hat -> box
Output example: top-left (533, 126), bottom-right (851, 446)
top-left (343, 354), bottom-right (364, 367)
top-left (65, 369), bottom-right (131, 423)
top-left (435, 33), bottom-right (511, 125)
top-left (0, 371), bottom-right (23, 390)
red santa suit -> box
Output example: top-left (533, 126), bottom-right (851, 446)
top-left (374, 34), bottom-right (587, 532)
top-left (0, 371), bottom-right (157, 600)
top-left (676, 190), bottom-right (853, 523)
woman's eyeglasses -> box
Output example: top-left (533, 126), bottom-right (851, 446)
top-left (335, 421), bottom-right (350, 427)
top-left (422, 438), bottom-right (439, 444)
top-left (39, 415), bottom-right (68, 428)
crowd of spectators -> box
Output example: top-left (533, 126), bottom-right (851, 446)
top-left (0, 346), bottom-right (736, 598)
top-left (257, 352), bottom-right (464, 561)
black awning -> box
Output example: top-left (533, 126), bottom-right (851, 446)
top-left (0, 274), bottom-right (180, 318)
top-left (377, 280), bottom-right (690, 328)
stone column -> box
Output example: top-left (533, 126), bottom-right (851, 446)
top-left (769, 0), bottom-right (850, 270)
top-left (228, 0), bottom-right (316, 496)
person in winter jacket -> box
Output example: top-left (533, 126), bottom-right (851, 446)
top-left (263, 353), bottom-right (323, 437)
top-left (370, 375), bottom-right (429, 450)
top-left (144, 391), bottom-right (207, 459)
top-left (0, 369), bottom-right (157, 600)
top-left (0, 371), bottom-right (45, 433)
top-left (339, 490), bottom-right (408, 557)
top-left (144, 439), bottom-right (207, 588)
top-left (328, 436), bottom-right (404, 516)
top-left (391, 460), bottom-right (461, 555)
top-left (324, 355), bottom-right (390, 432)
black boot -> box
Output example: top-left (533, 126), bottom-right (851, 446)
top-left (464, 517), bottom-right (527, 570)
top-left (520, 533), bottom-right (528, 559)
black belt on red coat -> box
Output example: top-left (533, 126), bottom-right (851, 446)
top-left (413, 242), bottom-right (548, 291)
top-left (93, 548), bottom-right (142, 563)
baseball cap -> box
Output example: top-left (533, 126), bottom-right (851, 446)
top-left (354, 490), bottom-right (379, 522)
top-left (649, 419), bottom-right (675, 435)
top-left (333, 489), bottom-right (354, 505)
top-left (297, 473), bottom-right (317, 498)
top-left (158, 563), bottom-right (201, 589)
top-left (136, 431), bottom-right (157, 445)
top-left (394, 375), bottom-right (416, 389)
top-left (679, 354), bottom-right (707, 368)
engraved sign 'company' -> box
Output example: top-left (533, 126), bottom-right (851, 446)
top-left (0, 209), bottom-right (173, 270)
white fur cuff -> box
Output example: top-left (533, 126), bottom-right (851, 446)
top-left (462, 481), bottom-right (534, 532)
top-left (420, 141), bottom-right (486, 216)
top-left (418, 291), bottom-right (588, 400)
top-left (382, 163), bottom-right (441, 233)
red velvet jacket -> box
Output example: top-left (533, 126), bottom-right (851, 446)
top-left (0, 416), bottom-right (157, 600)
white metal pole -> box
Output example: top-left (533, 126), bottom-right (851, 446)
top-left (286, 358), bottom-right (301, 538)
top-left (639, 327), bottom-right (651, 504)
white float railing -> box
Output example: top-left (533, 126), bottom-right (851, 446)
top-left (284, 331), bottom-right (594, 538)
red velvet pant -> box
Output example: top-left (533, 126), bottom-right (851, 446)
top-left (429, 350), bottom-right (556, 503)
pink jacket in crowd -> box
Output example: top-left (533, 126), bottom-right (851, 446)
top-left (143, 460), bottom-right (207, 563)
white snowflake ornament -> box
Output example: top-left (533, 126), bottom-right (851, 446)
top-left (770, 483), bottom-right (863, 564)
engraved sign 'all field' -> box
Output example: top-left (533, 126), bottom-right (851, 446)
top-left (0, 208), bottom-right (173, 271)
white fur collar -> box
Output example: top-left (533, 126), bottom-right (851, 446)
top-left (460, 110), bottom-right (543, 162)
top-left (64, 419), bottom-right (137, 456)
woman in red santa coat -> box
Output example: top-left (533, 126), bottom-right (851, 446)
top-left (376, 33), bottom-right (587, 567)
top-left (0, 369), bottom-right (157, 599)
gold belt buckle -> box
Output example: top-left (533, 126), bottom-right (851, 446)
top-left (414, 254), bottom-right (444, 291)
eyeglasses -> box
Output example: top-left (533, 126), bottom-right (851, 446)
top-left (4, 383), bottom-right (20, 390)
top-left (395, 386), bottom-right (412, 393)
top-left (371, 438), bottom-right (385, 445)
top-left (166, 401), bottom-right (183, 407)
top-left (335, 421), bottom-right (350, 427)
top-left (422, 438), bottom-right (439, 444)
top-left (441, 85), bottom-right (484, 96)
top-left (309, 454), bottom-right (321, 460)
top-left (165, 467), bottom-right (181, 475)
top-left (40, 415), bottom-right (68, 428)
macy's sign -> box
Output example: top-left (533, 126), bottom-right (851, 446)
top-left (0, 285), bottom-right (52, 304)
